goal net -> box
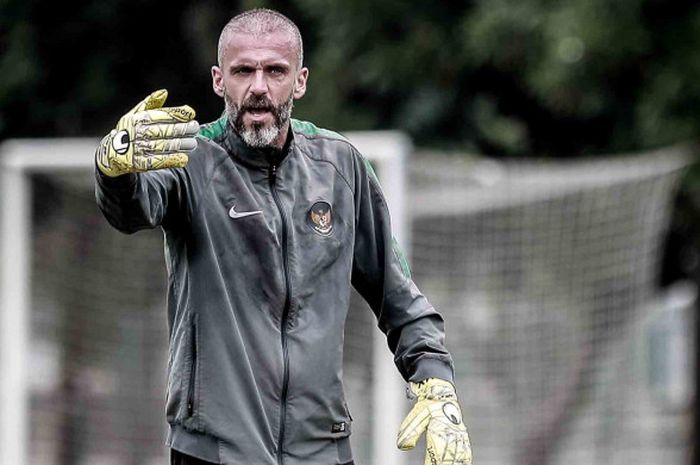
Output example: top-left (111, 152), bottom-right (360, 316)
top-left (0, 139), bottom-right (693, 465)
top-left (406, 147), bottom-right (693, 465)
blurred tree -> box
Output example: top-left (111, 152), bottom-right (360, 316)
top-left (2, 2), bottom-right (698, 464)
top-left (295, 0), bottom-right (700, 155)
top-left (1, 0), bottom-right (699, 156)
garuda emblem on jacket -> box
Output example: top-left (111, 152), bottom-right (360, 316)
top-left (308, 201), bottom-right (333, 236)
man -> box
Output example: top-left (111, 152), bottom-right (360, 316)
top-left (95, 8), bottom-right (471, 465)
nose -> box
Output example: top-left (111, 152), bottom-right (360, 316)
top-left (249, 69), bottom-right (268, 96)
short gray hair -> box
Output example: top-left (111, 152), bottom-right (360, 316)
top-left (217, 8), bottom-right (304, 69)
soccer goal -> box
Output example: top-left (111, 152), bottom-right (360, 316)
top-left (406, 147), bottom-right (693, 465)
top-left (0, 133), bottom-right (410, 465)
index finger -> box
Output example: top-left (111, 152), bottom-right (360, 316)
top-left (133, 105), bottom-right (196, 125)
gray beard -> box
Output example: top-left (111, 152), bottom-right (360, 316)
top-left (224, 91), bottom-right (294, 148)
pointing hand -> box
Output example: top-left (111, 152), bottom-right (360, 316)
top-left (96, 89), bottom-right (199, 177)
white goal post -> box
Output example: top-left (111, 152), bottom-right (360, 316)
top-left (0, 134), bottom-right (410, 465)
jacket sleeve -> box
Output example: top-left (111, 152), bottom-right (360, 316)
top-left (94, 157), bottom-right (201, 234)
top-left (350, 149), bottom-right (455, 384)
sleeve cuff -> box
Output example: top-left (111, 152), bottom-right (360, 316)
top-left (408, 357), bottom-right (455, 384)
top-left (95, 164), bottom-right (138, 192)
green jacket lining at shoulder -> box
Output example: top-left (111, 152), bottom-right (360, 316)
top-left (291, 119), bottom-right (349, 143)
top-left (198, 113), bottom-right (228, 140)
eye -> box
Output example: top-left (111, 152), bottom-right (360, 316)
top-left (111, 129), bottom-right (130, 154)
top-left (234, 66), bottom-right (253, 75)
top-left (268, 66), bottom-right (286, 76)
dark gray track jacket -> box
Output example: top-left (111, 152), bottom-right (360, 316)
top-left (95, 116), bottom-right (454, 465)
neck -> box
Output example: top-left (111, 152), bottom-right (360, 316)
top-left (224, 120), bottom-right (294, 168)
top-left (272, 120), bottom-right (291, 149)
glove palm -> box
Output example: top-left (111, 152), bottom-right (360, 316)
top-left (397, 378), bottom-right (472, 465)
top-left (96, 89), bottom-right (199, 177)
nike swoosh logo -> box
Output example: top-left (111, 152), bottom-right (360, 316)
top-left (229, 204), bottom-right (262, 219)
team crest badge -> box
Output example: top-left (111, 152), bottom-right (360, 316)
top-left (308, 201), bottom-right (333, 236)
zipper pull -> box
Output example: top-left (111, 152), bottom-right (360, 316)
top-left (269, 164), bottom-right (277, 181)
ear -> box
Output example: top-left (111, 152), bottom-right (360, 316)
top-left (293, 67), bottom-right (309, 100)
top-left (211, 65), bottom-right (225, 98)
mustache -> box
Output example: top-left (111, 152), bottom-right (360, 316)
top-left (240, 95), bottom-right (274, 113)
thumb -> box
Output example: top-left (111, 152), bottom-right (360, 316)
top-left (397, 402), bottom-right (431, 450)
top-left (128, 89), bottom-right (169, 114)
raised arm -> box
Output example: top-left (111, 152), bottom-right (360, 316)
top-left (94, 89), bottom-right (199, 233)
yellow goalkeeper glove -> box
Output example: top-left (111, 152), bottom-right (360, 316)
top-left (96, 89), bottom-right (199, 177)
top-left (397, 378), bottom-right (472, 465)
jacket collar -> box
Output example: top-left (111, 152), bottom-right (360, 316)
top-left (220, 115), bottom-right (295, 171)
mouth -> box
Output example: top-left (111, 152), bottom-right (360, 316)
top-left (244, 108), bottom-right (272, 121)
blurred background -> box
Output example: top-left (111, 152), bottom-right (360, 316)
top-left (2, 0), bottom-right (700, 464)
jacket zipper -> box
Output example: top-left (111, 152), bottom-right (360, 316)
top-left (269, 164), bottom-right (292, 465)
top-left (187, 321), bottom-right (197, 417)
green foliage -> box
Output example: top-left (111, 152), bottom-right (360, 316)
top-left (1, 0), bottom-right (699, 156)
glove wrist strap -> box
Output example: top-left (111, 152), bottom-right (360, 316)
top-left (408, 378), bottom-right (457, 402)
top-left (96, 131), bottom-right (118, 177)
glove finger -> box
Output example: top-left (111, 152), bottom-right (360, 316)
top-left (452, 433), bottom-right (469, 465)
top-left (133, 107), bottom-right (196, 125)
top-left (428, 422), bottom-right (467, 465)
top-left (460, 434), bottom-right (472, 465)
top-left (448, 433), bottom-right (462, 465)
top-left (136, 138), bottom-right (197, 154)
top-left (133, 152), bottom-right (189, 171)
top-left (133, 106), bottom-right (196, 125)
top-left (137, 121), bottom-right (200, 139)
top-left (160, 105), bottom-right (196, 122)
top-left (397, 403), bottom-right (431, 450)
top-left (424, 431), bottom-right (441, 465)
top-left (128, 89), bottom-right (168, 114)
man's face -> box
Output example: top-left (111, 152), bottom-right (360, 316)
top-left (212, 30), bottom-right (308, 149)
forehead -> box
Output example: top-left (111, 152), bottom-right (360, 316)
top-left (221, 30), bottom-right (297, 66)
